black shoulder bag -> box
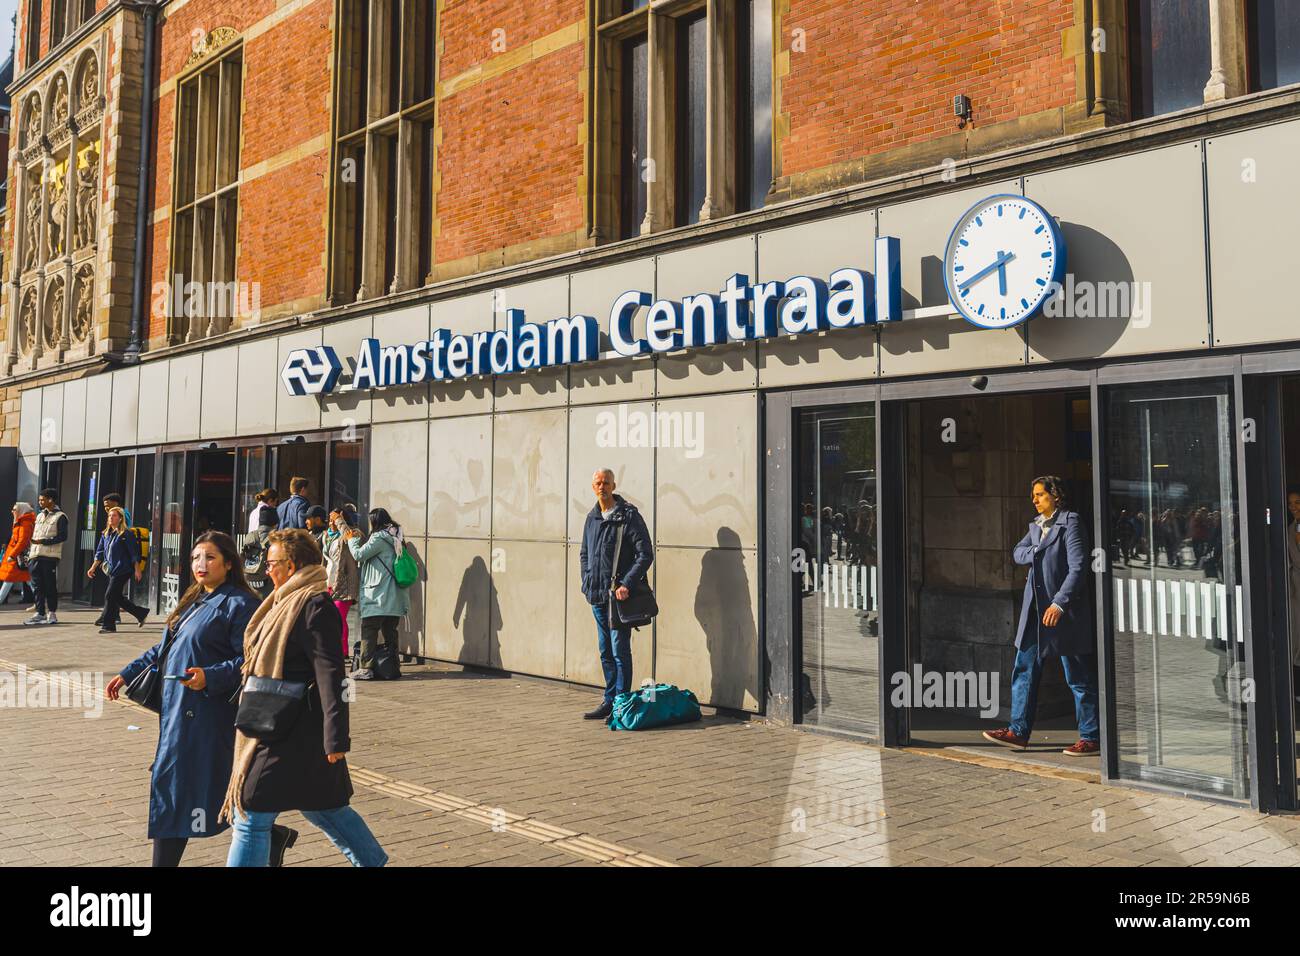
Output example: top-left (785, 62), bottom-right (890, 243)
top-left (124, 603), bottom-right (199, 713)
top-left (608, 521), bottom-right (658, 629)
top-left (234, 675), bottom-right (314, 742)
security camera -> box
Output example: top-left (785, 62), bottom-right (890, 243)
top-left (970, 375), bottom-right (988, 390)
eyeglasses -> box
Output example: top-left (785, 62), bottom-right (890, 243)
top-left (266, 558), bottom-right (293, 569)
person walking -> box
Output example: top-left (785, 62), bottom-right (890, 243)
top-left (88, 506), bottom-right (149, 633)
top-left (250, 489), bottom-right (279, 537)
top-left (223, 528), bottom-right (386, 867)
top-left (0, 502), bottom-right (35, 607)
top-left (276, 478), bottom-right (311, 530)
top-left (578, 468), bottom-right (653, 721)
top-left (322, 506), bottom-right (360, 659)
top-left (345, 507), bottom-right (409, 681)
top-left (105, 532), bottom-right (262, 867)
top-left (25, 489), bottom-right (68, 625)
top-left (983, 476), bottom-right (1099, 756)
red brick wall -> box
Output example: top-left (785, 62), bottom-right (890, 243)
top-left (435, 41), bottom-right (585, 266)
top-left (147, 0), bottom-right (331, 338)
top-left (779, 0), bottom-right (1076, 177)
top-left (438, 0), bottom-right (579, 77)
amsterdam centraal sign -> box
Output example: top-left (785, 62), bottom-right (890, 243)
top-left (281, 195), bottom-right (1066, 396)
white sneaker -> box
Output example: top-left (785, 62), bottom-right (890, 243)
top-left (23, 614), bottom-right (46, 625)
top-left (45, 613), bottom-right (57, 625)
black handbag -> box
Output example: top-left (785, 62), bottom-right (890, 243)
top-left (608, 522), bottom-right (658, 629)
top-left (124, 604), bottom-right (198, 713)
top-left (234, 675), bottom-right (313, 742)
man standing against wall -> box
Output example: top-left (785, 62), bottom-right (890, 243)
top-left (277, 477), bottom-right (311, 530)
top-left (25, 489), bottom-right (68, 626)
top-left (578, 468), bottom-right (653, 721)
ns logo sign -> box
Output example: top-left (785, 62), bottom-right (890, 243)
top-left (280, 346), bottom-right (343, 396)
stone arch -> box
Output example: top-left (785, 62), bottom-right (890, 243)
top-left (21, 92), bottom-right (42, 149)
top-left (47, 72), bottom-right (71, 131)
top-left (74, 49), bottom-right (100, 112)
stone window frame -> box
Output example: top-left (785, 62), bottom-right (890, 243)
top-left (1123, 0), bottom-right (1256, 119)
top-left (25, 0), bottom-right (43, 69)
top-left (327, 0), bottom-right (438, 306)
top-left (590, 0), bottom-right (775, 244)
top-left (166, 38), bottom-right (245, 343)
top-left (49, 0), bottom-right (96, 56)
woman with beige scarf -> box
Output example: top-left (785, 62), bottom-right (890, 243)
top-left (222, 528), bottom-right (387, 867)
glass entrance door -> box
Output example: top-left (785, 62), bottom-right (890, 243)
top-left (795, 405), bottom-right (879, 735)
top-left (1103, 378), bottom-right (1249, 799)
top-left (159, 451), bottom-right (189, 614)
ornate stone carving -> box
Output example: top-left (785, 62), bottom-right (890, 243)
top-left (51, 75), bottom-right (69, 127)
top-left (72, 267), bottom-right (94, 344)
top-left (22, 177), bottom-right (41, 272)
top-left (75, 144), bottom-right (99, 251)
top-left (46, 172), bottom-right (68, 260)
top-left (43, 277), bottom-right (66, 351)
top-left (23, 95), bottom-right (42, 149)
top-left (18, 287), bottom-right (38, 355)
top-left (79, 54), bottom-right (99, 109)
top-left (185, 26), bottom-right (240, 68)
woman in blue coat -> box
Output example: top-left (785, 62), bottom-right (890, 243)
top-left (88, 506), bottom-right (148, 633)
top-left (983, 476), bottom-right (1100, 756)
top-left (107, 531), bottom-right (261, 866)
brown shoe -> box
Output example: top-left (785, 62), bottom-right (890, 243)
top-left (982, 728), bottom-right (1028, 749)
top-left (1062, 739), bottom-right (1099, 756)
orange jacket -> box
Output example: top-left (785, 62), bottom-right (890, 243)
top-left (0, 512), bottom-right (35, 583)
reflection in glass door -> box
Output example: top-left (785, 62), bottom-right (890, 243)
top-left (795, 406), bottom-right (878, 735)
top-left (72, 460), bottom-right (100, 603)
top-left (1105, 379), bottom-right (1249, 798)
top-left (159, 452), bottom-right (188, 614)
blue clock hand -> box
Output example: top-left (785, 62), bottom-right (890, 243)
top-left (997, 249), bottom-right (1007, 296)
top-left (957, 251), bottom-right (1016, 293)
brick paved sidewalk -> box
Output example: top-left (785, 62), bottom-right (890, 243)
top-left (3, 607), bottom-right (1300, 867)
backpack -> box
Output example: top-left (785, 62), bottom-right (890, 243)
top-left (391, 541), bottom-right (418, 589)
top-left (130, 527), bottom-right (150, 561)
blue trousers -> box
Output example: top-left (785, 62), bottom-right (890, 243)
top-left (592, 603), bottom-right (633, 705)
top-left (1009, 637), bottom-right (1099, 743)
top-left (227, 806), bottom-right (387, 867)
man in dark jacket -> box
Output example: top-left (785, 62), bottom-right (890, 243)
top-left (276, 477), bottom-right (311, 529)
top-left (579, 468), bottom-right (653, 721)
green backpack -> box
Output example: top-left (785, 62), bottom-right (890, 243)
top-left (391, 542), bottom-right (419, 589)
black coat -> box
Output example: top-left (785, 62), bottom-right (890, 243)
top-left (241, 593), bottom-right (354, 812)
top-left (579, 495), bottom-right (654, 606)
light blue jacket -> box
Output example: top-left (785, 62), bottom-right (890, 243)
top-left (347, 528), bottom-right (411, 619)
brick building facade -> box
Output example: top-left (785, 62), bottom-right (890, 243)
top-left (5, 1), bottom-right (1300, 809)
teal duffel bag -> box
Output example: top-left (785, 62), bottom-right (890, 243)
top-left (607, 683), bottom-right (702, 731)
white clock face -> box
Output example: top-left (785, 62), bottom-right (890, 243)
top-left (944, 195), bottom-right (1064, 330)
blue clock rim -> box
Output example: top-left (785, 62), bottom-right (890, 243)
top-left (942, 193), bottom-right (1067, 331)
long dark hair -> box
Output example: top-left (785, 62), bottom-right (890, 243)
top-left (368, 507), bottom-right (399, 534)
top-left (166, 531), bottom-right (260, 631)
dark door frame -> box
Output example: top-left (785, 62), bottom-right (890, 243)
top-left (763, 353), bottom-right (1276, 810)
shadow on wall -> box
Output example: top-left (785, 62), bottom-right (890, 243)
top-left (695, 527), bottom-right (758, 709)
top-left (400, 540), bottom-right (427, 658)
top-left (453, 554), bottom-right (501, 669)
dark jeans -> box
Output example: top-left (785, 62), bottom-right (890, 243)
top-left (1009, 635), bottom-right (1100, 743)
top-left (103, 571), bottom-right (147, 628)
top-left (592, 603), bottom-right (632, 705)
top-left (360, 615), bottom-right (399, 670)
top-left (30, 557), bottom-right (58, 615)
top-left (152, 837), bottom-right (187, 867)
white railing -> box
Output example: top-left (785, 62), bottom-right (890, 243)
top-left (79, 529), bottom-right (95, 550)
top-left (1113, 576), bottom-right (1244, 644)
top-left (804, 561), bottom-right (878, 612)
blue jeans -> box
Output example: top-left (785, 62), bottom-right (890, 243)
top-left (1009, 638), bottom-right (1099, 743)
top-left (227, 806), bottom-right (388, 867)
top-left (592, 603), bottom-right (632, 705)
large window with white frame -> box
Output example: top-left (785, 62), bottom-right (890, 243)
top-left (328, 0), bottom-right (436, 305)
top-left (594, 0), bottom-right (774, 242)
